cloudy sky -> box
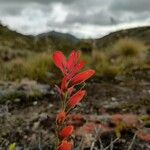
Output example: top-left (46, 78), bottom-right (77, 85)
top-left (0, 0), bottom-right (150, 38)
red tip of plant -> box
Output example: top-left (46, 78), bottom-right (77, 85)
top-left (61, 77), bottom-right (68, 92)
top-left (52, 51), bottom-right (67, 74)
top-left (71, 69), bottom-right (95, 86)
top-left (57, 140), bottom-right (73, 150)
top-left (52, 50), bottom-right (95, 149)
top-left (67, 50), bottom-right (76, 70)
top-left (56, 111), bottom-right (66, 124)
top-left (59, 125), bottom-right (74, 139)
top-left (68, 90), bottom-right (86, 108)
top-left (68, 60), bottom-right (86, 79)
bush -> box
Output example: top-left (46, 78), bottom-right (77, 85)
top-left (112, 38), bottom-right (146, 58)
top-left (0, 52), bottom-right (54, 83)
top-left (95, 59), bottom-right (121, 79)
top-left (24, 53), bottom-right (52, 82)
top-left (0, 58), bottom-right (25, 80)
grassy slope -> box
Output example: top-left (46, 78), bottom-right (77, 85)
top-left (95, 26), bottom-right (150, 49)
top-left (0, 24), bottom-right (79, 54)
top-left (0, 24), bottom-right (149, 82)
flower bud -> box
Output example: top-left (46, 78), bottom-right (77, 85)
top-left (59, 125), bottom-right (74, 139)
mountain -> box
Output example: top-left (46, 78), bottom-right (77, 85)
top-left (0, 23), bottom-right (150, 54)
top-left (0, 24), bottom-right (34, 51)
top-left (36, 31), bottom-right (80, 53)
top-left (95, 26), bottom-right (150, 49)
top-left (0, 24), bottom-right (79, 53)
top-left (38, 31), bottom-right (79, 44)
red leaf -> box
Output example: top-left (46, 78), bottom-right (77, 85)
top-left (68, 61), bottom-right (86, 79)
top-left (61, 77), bottom-right (68, 92)
top-left (67, 86), bottom-right (74, 96)
top-left (68, 90), bottom-right (86, 108)
top-left (67, 51), bottom-right (76, 71)
top-left (52, 51), bottom-right (67, 74)
top-left (67, 50), bottom-right (81, 72)
top-left (56, 111), bottom-right (66, 124)
top-left (59, 125), bottom-right (74, 139)
top-left (71, 69), bottom-right (95, 86)
top-left (138, 132), bottom-right (150, 142)
top-left (58, 140), bottom-right (73, 150)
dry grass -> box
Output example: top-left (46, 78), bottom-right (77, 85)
top-left (0, 38), bottom-right (149, 82)
top-left (111, 38), bottom-right (146, 58)
top-left (0, 52), bottom-right (53, 82)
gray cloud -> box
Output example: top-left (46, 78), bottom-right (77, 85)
top-left (0, 0), bottom-right (150, 38)
top-left (0, 0), bottom-right (76, 4)
top-left (110, 0), bottom-right (150, 13)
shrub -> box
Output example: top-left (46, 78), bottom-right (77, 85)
top-left (96, 62), bottom-right (121, 79)
top-left (52, 50), bottom-right (95, 149)
top-left (24, 53), bottom-right (52, 82)
top-left (0, 58), bottom-right (25, 80)
top-left (112, 38), bottom-right (146, 58)
top-left (0, 52), bottom-right (54, 82)
top-left (92, 49), bottom-right (107, 63)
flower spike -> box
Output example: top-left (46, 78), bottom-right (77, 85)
top-left (59, 125), bottom-right (74, 139)
top-left (52, 51), bottom-right (67, 74)
top-left (58, 140), bottom-right (72, 150)
top-left (68, 90), bottom-right (86, 108)
top-left (71, 69), bottom-right (95, 86)
top-left (52, 50), bottom-right (95, 149)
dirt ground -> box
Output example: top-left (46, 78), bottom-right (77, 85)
top-left (0, 78), bottom-right (150, 150)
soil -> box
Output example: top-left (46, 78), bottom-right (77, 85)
top-left (0, 78), bottom-right (150, 150)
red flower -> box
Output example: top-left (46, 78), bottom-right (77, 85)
top-left (68, 90), bottom-right (86, 108)
top-left (61, 77), bottom-right (68, 92)
top-left (59, 125), bottom-right (74, 139)
top-left (56, 111), bottom-right (66, 124)
top-left (52, 51), bottom-right (67, 75)
top-left (52, 51), bottom-right (83, 77)
top-left (53, 50), bottom-right (95, 150)
top-left (67, 86), bottom-right (74, 96)
top-left (67, 50), bottom-right (80, 70)
top-left (67, 60), bottom-right (85, 79)
top-left (70, 69), bottom-right (95, 86)
top-left (57, 140), bottom-right (72, 150)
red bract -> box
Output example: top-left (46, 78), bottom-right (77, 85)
top-left (52, 51), bottom-right (67, 75)
top-left (68, 61), bottom-right (85, 79)
top-left (68, 90), bottom-right (86, 108)
top-left (56, 111), bottom-right (66, 124)
top-left (59, 125), bottom-right (74, 139)
top-left (58, 140), bottom-right (72, 150)
top-left (67, 86), bottom-right (74, 96)
top-left (53, 51), bottom-right (83, 77)
top-left (61, 77), bottom-right (68, 92)
top-left (70, 69), bottom-right (95, 86)
top-left (67, 51), bottom-right (78, 70)
top-left (53, 50), bottom-right (95, 149)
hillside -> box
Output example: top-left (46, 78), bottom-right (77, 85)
top-left (95, 26), bottom-right (150, 49)
top-left (1, 24), bottom-right (150, 53)
top-left (0, 24), bottom-right (79, 54)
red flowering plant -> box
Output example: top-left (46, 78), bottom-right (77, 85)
top-left (52, 50), bottom-right (95, 150)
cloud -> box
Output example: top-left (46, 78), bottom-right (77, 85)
top-left (110, 0), bottom-right (150, 13)
top-left (0, 0), bottom-right (150, 38)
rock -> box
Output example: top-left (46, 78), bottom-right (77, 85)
top-left (33, 122), bottom-right (40, 130)
top-left (111, 97), bottom-right (117, 101)
top-left (0, 79), bottom-right (52, 104)
top-left (33, 101), bottom-right (38, 106)
top-left (103, 101), bottom-right (120, 110)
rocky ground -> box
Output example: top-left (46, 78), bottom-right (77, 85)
top-left (0, 77), bottom-right (150, 150)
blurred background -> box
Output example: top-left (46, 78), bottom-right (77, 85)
top-left (0, 0), bottom-right (150, 149)
top-left (0, 0), bottom-right (150, 82)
